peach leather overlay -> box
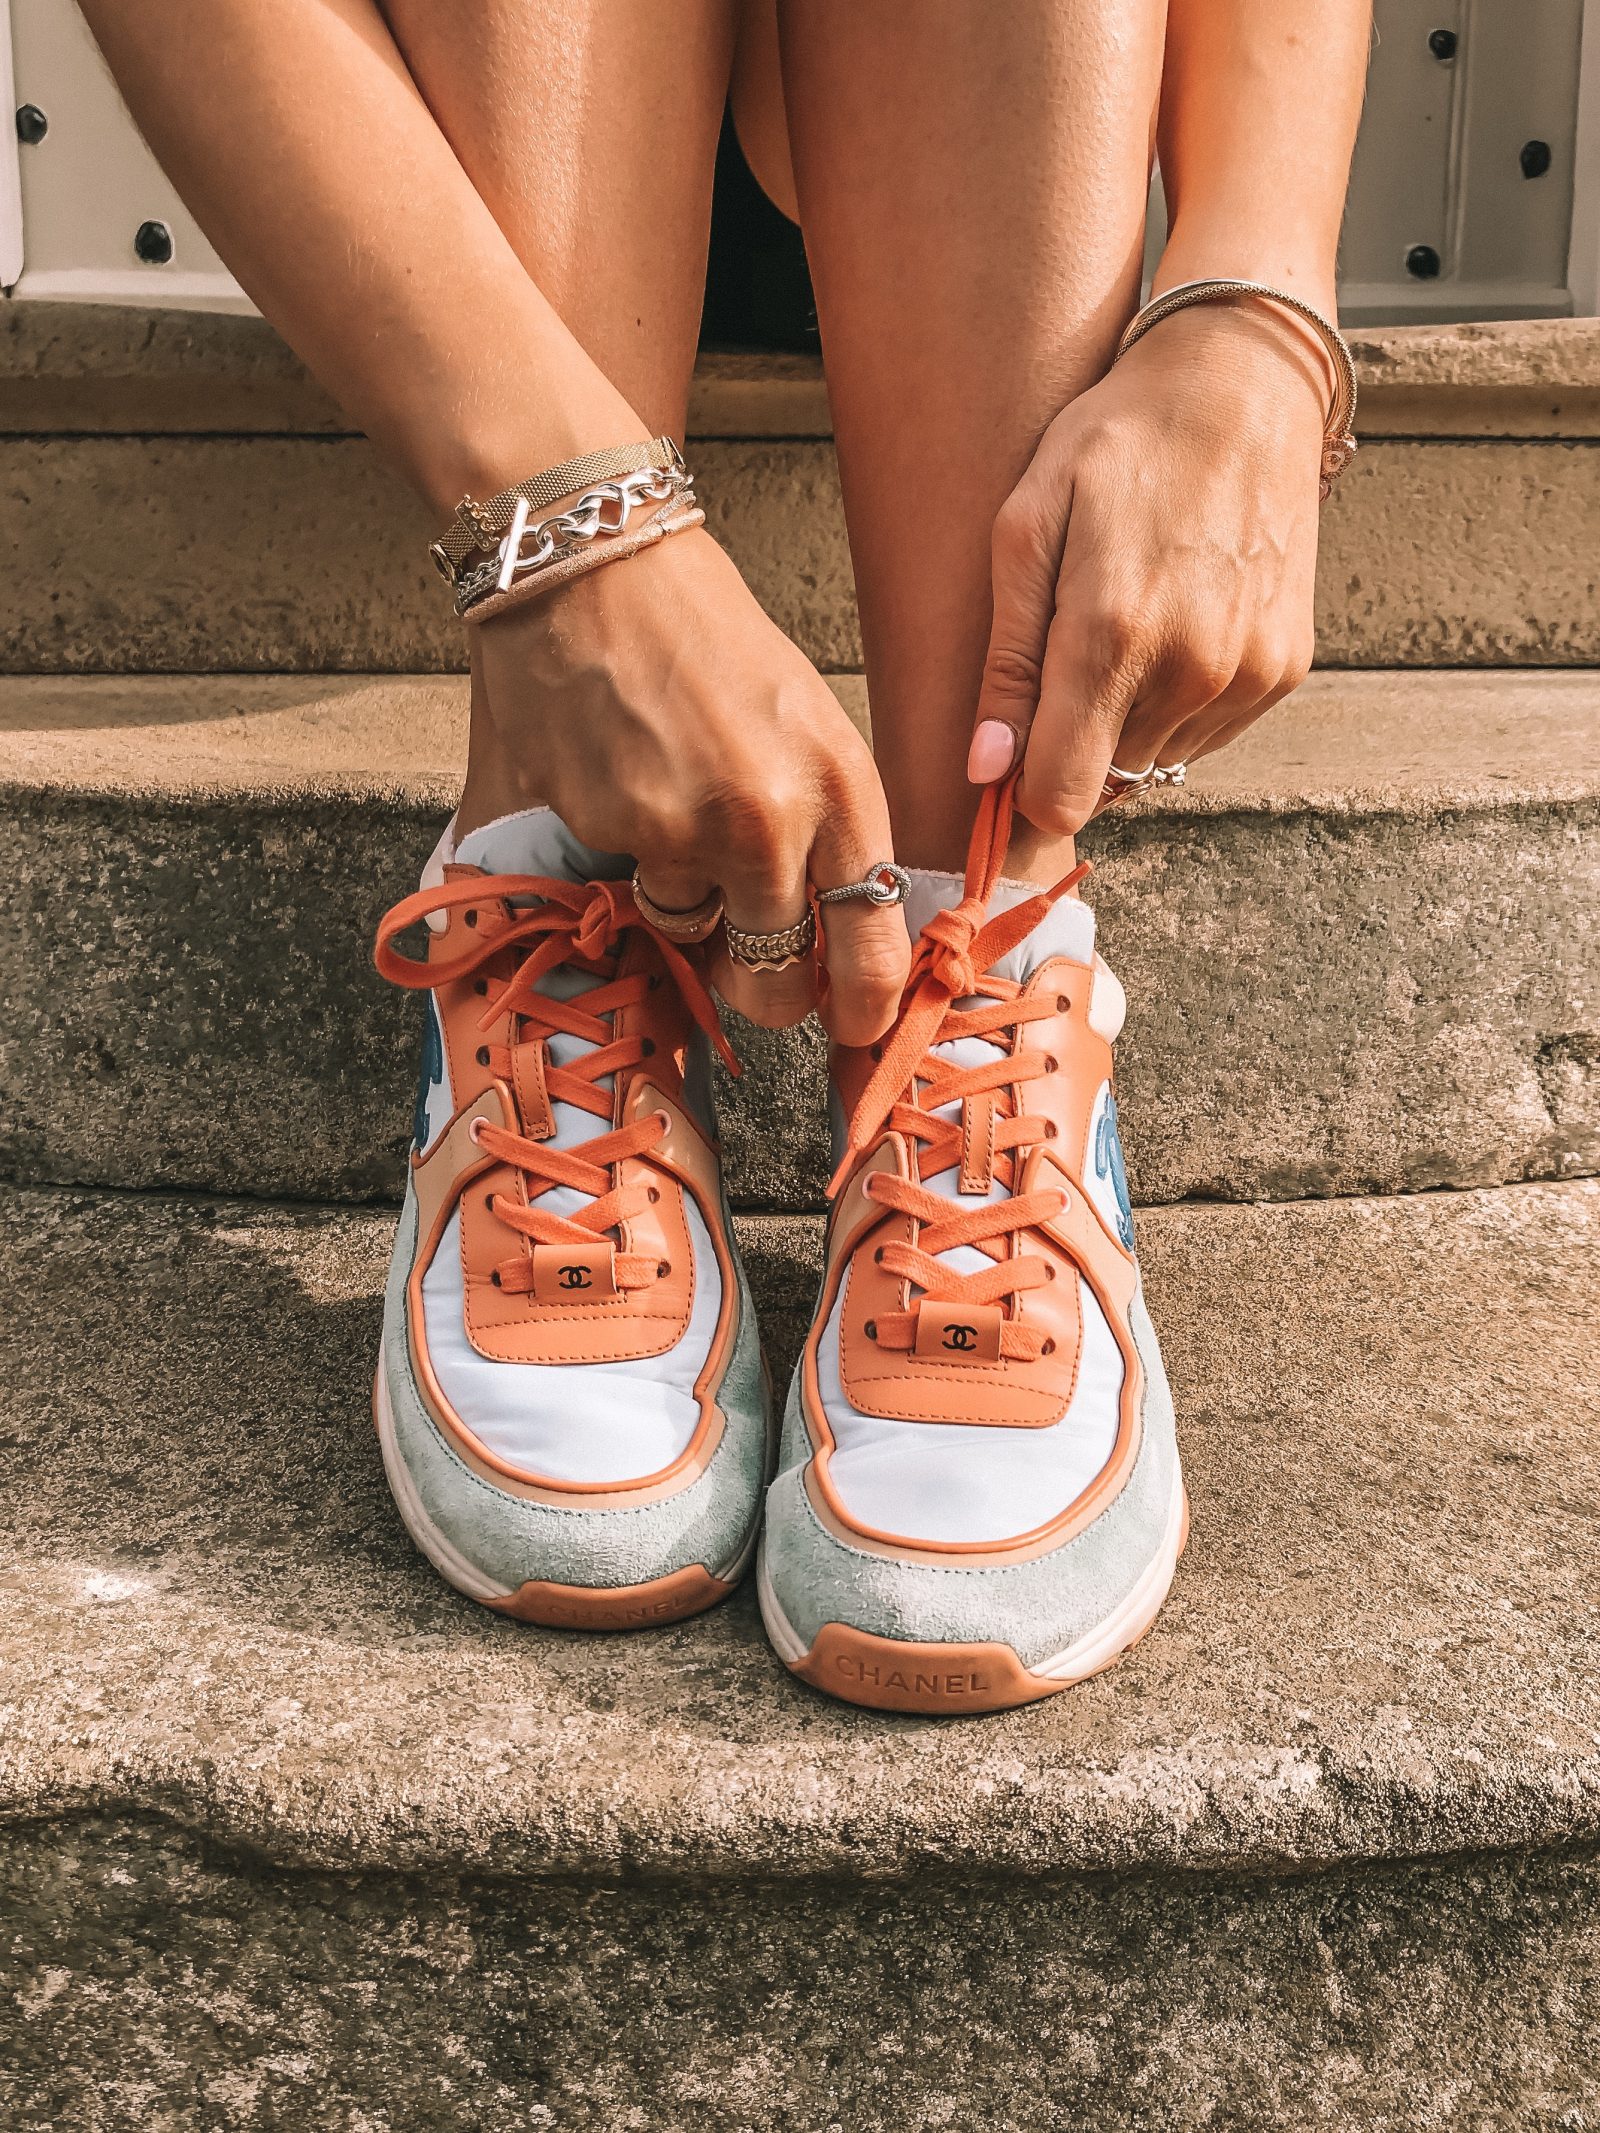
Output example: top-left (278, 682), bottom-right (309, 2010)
top-left (797, 1133), bottom-right (1146, 1563)
top-left (403, 1077), bottom-right (742, 1503)
top-left (487, 1560), bottom-right (731, 1630)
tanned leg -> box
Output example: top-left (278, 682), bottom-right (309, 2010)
top-left (775, 1), bottom-right (1166, 877)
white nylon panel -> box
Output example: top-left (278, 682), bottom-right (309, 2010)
top-left (420, 1199), bottom-right (722, 1486)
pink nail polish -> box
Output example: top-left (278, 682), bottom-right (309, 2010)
top-left (967, 719), bottom-right (1018, 784)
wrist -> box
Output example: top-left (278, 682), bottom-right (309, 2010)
top-left (1151, 230), bottom-right (1338, 320)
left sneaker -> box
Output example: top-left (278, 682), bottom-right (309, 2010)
top-left (372, 806), bottom-right (770, 1631)
top-left (759, 776), bottom-right (1186, 1711)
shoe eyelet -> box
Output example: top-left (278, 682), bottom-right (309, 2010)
top-left (864, 1319), bottom-right (877, 1340)
top-left (648, 974), bottom-right (662, 992)
top-left (464, 909), bottom-right (478, 928)
top-left (490, 1269), bottom-right (502, 1288)
top-left (475, 1045), bottom-right (491, 1067)
top-left (1044, 1055), bottom-right (1059, 1074)
top-left (1056, 994), bottom-right (1070, 1013)
top-left (870, 1044), bottom-right (883, 1063)
top-left (1045, 1120), bottom-right (1058, 1139)
top-left (873, 1246), bottom-right (885, 1265)
top-left (657, 1260), bottom-right (671, 1279)
top-left (467, 1117), bottom-right (487, 1146)
top-left (1045, 1262), bottom-right (1057, 1281)
top-left (474, 978), bottom-right (489, 996)
top-left (642, 1038), bottom-right (656, 1057)
top-left (647, 1185), bottom-right (661, 1204)
top-left (484, 1191), bottom-right (496, 1211)
top-left (1041, 1337), bottom-right (1056, 1356)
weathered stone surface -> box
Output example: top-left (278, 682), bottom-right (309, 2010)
top-left (2, 1178), bottom-right (1597, 1882)
top-left (3, 1815), bottom-right (1597, 2131)
top-left (2, 672), bottom-right (1594, 1208)
top-left (6, 298), bottom-right (1597, 437)
top-left (2, 432), bottom-right (1597, 671)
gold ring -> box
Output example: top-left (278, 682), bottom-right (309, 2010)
top-left (630, 869), bottom-right (725, 944)
top-left (723, 909), bottom-right (818, 973)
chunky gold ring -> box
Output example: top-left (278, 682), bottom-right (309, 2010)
top-left (723, 909), bottom-right (818, 973)
top-left (630, 868), bottom-right (725, 945)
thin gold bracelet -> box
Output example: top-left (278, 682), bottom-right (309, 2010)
top-left (1113, 279), bottom-right (1357, 500)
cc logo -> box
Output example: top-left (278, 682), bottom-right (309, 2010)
top-left (942, 1323), bottom-right (978, 1352)
top-left (558, 1264), bottom-right (592, 1291)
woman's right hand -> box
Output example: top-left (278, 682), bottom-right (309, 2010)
top-left (468, 527), bottom-right (911, 1045)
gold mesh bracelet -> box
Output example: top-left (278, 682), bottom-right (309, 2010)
top-left (430, 436), bottom-right (686, 582)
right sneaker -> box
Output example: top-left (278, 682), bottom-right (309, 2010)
top-left (759, 775), bottom-right (1186, 1712)
top-left (372, 806), bottom-right (770, 1630)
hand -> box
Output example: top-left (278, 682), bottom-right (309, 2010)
top-left (969, 300), bottom-right (1330, 830)
top-left (468, 527), bottom-right (911, 1044)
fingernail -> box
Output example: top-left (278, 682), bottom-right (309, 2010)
top-left (967, 720), bottom-right (1019, 784)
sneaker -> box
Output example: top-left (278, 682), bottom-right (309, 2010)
top-left (759, 776), bottom-right (1186, 1711)
top-left (372, 807), bottom-right (769, 1630)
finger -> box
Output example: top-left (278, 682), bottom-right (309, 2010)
top-left (969, 478), bottom-right (1073, 786)
top-left (634, 858), bottom-right (717, 916)
top-left (1111, 647), bottom-right (1238, 780)
top-left (1158, 646), bottom-right (1311, 769)
top-left (810, 824), bottom-right (912, 1049)
top-left (708, 834), bottom-right (820, 1032)
top-left (1015, 585), bottom-right (1150, 836)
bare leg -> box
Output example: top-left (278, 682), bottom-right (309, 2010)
top-left (776, 2), bottom-right (1166, 876)
top-left (80, 0), bottom-right (736, 833)
top-left (372, 0), bottom-right (736, 833)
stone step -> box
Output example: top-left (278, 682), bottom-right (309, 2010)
top-left (2, 305), bottom-right (1598, 673)
top-left (2, 1176), bottom-right (1596, 2128)
top-left (3, 668), bottom-right (1596, 1212)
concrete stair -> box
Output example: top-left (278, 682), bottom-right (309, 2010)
top-left (3, 306), bottom-right (1599, 2127)
top-left (2, 306), bottom-right (1599, 673)
top-left (2, 1177), bottom-right (1597, 2128)
top-left (4, 667), bottom-right (1597, 1211)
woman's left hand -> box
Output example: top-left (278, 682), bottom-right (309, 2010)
top-left (968, 299), bottom-right (1333, 831)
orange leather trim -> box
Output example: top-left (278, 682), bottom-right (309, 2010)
top-left (797, 1142), bottom-right (1145, 1563)
top-left (402, 1085), bottom-right (744, 1502)
top-left (487, 1560), bottom-right (735, 1630)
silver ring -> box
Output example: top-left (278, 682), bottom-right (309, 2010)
top-left (1151, 760), bottom-right (1188, 788)
top-left (815, 861), bottom-right (912, 909)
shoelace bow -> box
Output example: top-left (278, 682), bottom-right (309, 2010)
top-left (831, 773), bottom-right (1089, 1362)
top-left (376, 873), bottom-right (737, 1295)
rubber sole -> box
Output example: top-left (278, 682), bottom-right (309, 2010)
top-left (759, 1478), bottom-right (1190, 1715)
top-left (373, 1365), bottom-right (753, 1631)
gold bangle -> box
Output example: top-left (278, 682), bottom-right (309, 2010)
top-left (1113, 279), bottom-right (1358, 499)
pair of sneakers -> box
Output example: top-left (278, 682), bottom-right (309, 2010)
top-left (372, 777), bottom-right (1186, 1714)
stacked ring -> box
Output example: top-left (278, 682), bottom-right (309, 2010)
top-left (630, 869), bottom-right (725, 945)
top-left (723, 910), bottom-right (818, 973)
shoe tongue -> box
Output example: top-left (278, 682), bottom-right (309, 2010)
top-left (452, 805), bottom-right (630, 886)
top-left (902, 867), bottom-right (1095, 986)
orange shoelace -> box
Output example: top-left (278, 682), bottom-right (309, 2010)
top-left (832, 774), bottom-right (1089, 1362)
top-left (376, 873), bottom-right (736, 1295)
